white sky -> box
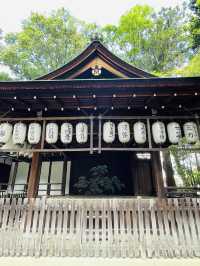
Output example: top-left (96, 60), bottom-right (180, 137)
top-left (0, 0), bottom-right (184, 34)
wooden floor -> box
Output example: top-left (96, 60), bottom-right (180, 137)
top-left (0, 197), bottom-right (199, 258)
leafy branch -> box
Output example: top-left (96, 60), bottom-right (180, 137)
top-left (168, 137), bottom-right (200, 186)
top-left (73, 165), bottom-right (125, 195)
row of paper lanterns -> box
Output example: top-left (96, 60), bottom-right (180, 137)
top-left (103, 121), bottom-right (199, 144)
top-left (0, 121), bottom-right (199, 146)
top-left (0, 122), bottom-right (89, 145)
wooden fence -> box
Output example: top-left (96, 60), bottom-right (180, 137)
top-left (0, 197), bottom-right (199, 258)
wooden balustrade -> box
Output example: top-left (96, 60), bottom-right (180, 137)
top-left (0, 197), bottom-right (199, 258)
top-left (165, 186), bottom-right (200, 198)
top-left (0, 183), bottom-right (27, 198)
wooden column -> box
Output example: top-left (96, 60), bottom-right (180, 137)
top-left (130, 154), bottom-right (139, 195)
top-left (162, 150), bottom-right (176, 186)
top-left (27, 152), bottom-right (41, 198)
top-left (65, 161), bottom-right (71, 195)
top-left (151, 151), bottom-right (165, 198)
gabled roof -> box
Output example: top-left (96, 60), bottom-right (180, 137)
top-left (38, 40), bottom-right (155, 80)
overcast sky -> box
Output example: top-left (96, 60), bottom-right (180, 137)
top-left (0, 0), bottom-right (184, 34)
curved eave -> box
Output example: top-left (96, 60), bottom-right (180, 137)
top-left (0, 77), bottom-right (200, 115)
top-left (0, 77), bottom-right (199, 93)
top-left (37, 40), bottom-right (155, 80)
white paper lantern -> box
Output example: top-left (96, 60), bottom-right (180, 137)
top-left (0, 123), bottom-right (13, 144)
top-left (118, 122), bottom-right (130, 143)
top-left (167, 122), bottom-right (182, 144)
top-left (28, 123), bottom-right (41, 144)
top-left (133, 122), bottom-right (147, 144)
top-left (76, 122), bottom-right (88, 144)
top-left (12, 122), bottom-right (27, 145)
top-left (103, 121), bottom-right (115, 143)
top-left (45, 123), bottom-right (58, 144)
top-left (61, 123), bottom-right (73, 144)
top-left (183, 122), bottom-right (199, 143)
top-left (152, 121), bottom-right (166, 144)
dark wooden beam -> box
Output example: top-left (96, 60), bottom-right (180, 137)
top-left (151, 151), bottom-right (165, 198)
top-left (0, 77), bottom-right (200, 94)
top-left (162, 150), bottom-right (176, 186)
top-left (27, 151), bottom-right (41, 198)
top-left (0, 99), bottom-right (12, 109)
top-left (15, 98), bottom-right (30, 108)
top-left (55, 97), bottom-right (65, 108)
top-left (145, 95), bottom-right (155, 105)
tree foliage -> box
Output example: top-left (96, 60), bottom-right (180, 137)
top-left (148, 5), bottom-right (190, 74)
top-left (190, 0), bottom-right (200, 50)
top-left (0, 3), bottom-right (198, 79)
top-left (176, 52), bottom-right (200, 76)
top-left (176, 0), bottom-right (200, 77)
top-left (169, 138), bottom-right (200, 187)
top-left (0, 72), bottom-right (12, 81)
top-left (0, 8), bottom-right (91, 79)
top-left (73, 165), bottom-right (125, 195)
top-left (115, 5), bottom-right (154, 67)
top-left (102, 5), bottom-right (190, 74)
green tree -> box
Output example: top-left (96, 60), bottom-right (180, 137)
top-left (101, 25), bottom-right (119, 54)
top-left (113, 5), bottom-right (154, 69)
top-left (0, 72), bottom-right (12, 81)
top-left (176, 52), bottom-right (200, 76)
top-left (169, 138), bottom-right (200, 187)
top-left (190, 0), bottom-right (200, 50)
top-left (148, 5), bottom-right (190, 74)
top-left (0, 4), bottom-right (192, 78)
top-left (73, 165), bottom-right (125, 195)
top-left (102, 5), bottom-right (190, 74)
top-left (0, 8), bottom-right (90, 79)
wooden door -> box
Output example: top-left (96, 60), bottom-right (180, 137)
top-left (131, 155), bottom-right (156, 196)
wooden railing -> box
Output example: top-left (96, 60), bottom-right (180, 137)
top-left (0, 197), bottom-right (199, 258)
top-left (0, 183), bottom-right (27, 198)
top-left (38, 182), bottom-right (63, 196)
top-left (165, 186), bottom-right (200, 198)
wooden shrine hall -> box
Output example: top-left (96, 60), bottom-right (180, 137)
top-left (0, 40), bottom-right (199, 258)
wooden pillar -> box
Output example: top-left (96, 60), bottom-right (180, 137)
top-left (162, 150), bottom-right (176, 186)
top-left (27, 152), bottom-right (41, 198)
top-left (130, 154), bottom-right (139, 195)
top-left (151, 151), bottom-right (165, 198)
top-left (65, 161), bottom-right (71, 195)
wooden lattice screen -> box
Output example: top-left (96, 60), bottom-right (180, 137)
top-left (0, 197), bottom-right (199, 258)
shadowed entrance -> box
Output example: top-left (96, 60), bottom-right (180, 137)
top-left (69, 152), bottom-right (133, 195)
top-left (69, 152), bottom-right (156, 196)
